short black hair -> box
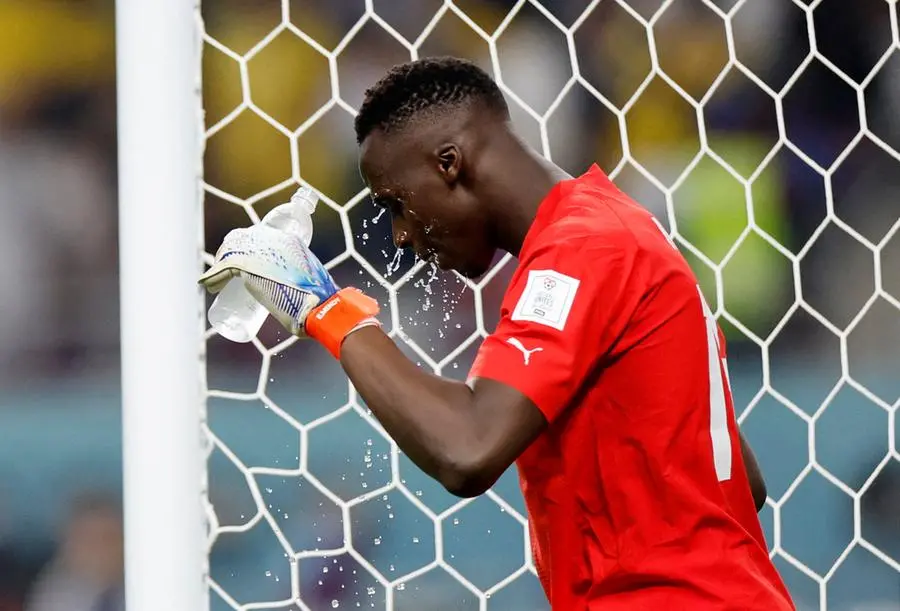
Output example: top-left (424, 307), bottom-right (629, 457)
top-left (354, 56), bottom-right (509, 144)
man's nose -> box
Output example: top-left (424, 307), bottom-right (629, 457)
top-left (392, 221), bottom-right (412, 250)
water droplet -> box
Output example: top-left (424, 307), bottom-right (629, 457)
top-left (265, 570), bottom-right (272, 577)
top-left (373, 537), bottom-right (382, 545)
top-left (331, 600), bottom-right (340, 608)
top-left (452, 517), bottom-right (459, 525)
top-left (396, 583), bottom-right (406, 591)
top-left (386, 248), bottom-right (404, 277)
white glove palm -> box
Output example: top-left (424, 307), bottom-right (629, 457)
top-left (199, 223), bottom-right (339, 337)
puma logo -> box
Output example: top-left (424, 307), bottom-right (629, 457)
top-left (507, 337), bottom-right (543, 365)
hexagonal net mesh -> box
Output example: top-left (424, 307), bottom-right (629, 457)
top-left (199, 1), bottom-right (900, 610)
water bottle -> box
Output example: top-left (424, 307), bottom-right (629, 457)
top-left (207, 186), bottom-right (318, 343)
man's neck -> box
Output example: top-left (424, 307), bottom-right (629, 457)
top-left (485, 137), bottom-right (569, 257)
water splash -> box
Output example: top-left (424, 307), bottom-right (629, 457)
top-left (413, 263), bottom-right (440, 313)
top-left (385, 248), bottom-right (404, 277)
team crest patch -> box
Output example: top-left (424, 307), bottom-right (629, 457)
top-left (511, 269), bottom-right (579, 330)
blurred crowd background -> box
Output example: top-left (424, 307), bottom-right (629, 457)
top-left (1, 0), bottom-right (899, 609)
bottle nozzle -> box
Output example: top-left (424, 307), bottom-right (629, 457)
top-left (291, 185), bottom-right (319, 215)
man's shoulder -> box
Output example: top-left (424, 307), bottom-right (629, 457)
top-left (517, 179), bottom-right (699, 310)
top-left (545, 177), bottom-right (690, 268)
top-left (506, 196), bottom-right (646, 310)
top-left (523, 189), bottom-right (640, 263)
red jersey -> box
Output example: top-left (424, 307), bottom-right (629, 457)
top-left (468, 165), bottom-right (794, 610)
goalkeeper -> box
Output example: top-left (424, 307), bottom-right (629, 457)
top-left (201, 57), bottom-right (794, 610)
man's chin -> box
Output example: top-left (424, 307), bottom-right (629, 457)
top-left (432, 250), bottom-right (492, 279)
top-left (454, 260), bottom-right (491, 280)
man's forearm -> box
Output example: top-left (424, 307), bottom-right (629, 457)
top-left (338, 326), bottom-right (486, 494)
top-left (739, 432), bottom-right (767, 512)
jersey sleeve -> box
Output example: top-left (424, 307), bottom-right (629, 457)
top-left (468, 235), bottom-right (643, 423)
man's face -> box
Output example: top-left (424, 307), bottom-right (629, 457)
top-left (359, 128), bottom-right (496, 279)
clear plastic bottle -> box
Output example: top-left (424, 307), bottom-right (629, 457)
top-left (207, 186), bottom-right (318, 343)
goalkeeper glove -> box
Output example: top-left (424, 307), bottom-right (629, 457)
top-left (199, 224), bottom-right (380, 358)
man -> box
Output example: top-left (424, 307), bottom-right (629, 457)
top-left (201, 57), bottom-right (794, 610)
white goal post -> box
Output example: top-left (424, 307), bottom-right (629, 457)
top-left (116, 0), bottom-right (207, 609)
top-left (116, 1), bottom-right (900, 610)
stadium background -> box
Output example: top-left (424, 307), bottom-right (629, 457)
top-left (0, 0), bottom-right (898, 609)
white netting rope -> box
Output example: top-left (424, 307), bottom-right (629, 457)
top-left (200, 1), bottom-right (900, 609)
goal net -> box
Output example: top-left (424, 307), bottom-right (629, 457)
top-left (197, 1), bottom-right (900, 610)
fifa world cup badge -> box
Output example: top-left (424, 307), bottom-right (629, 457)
top-left (530, 278), bottom-right (557, 316)
top-left (512, 270), bottom-right (580, 331)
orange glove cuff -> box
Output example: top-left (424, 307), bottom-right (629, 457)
top-left (305, 287), bottom-right (381, 359)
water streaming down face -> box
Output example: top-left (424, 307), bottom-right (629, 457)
top-left (358, 203), bottom-right (470, 352)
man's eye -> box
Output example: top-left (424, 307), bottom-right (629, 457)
top-left (379, 199), bottom-right (403, 216)
top-left (372, 194), bottom-right (405, 217)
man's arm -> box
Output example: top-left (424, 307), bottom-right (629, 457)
top-left (338, 238), bottom-right (637, 498)
top-left (739, 431), bottom-right (767, 512)
top-left (340, 327), bottom-right (547, 497)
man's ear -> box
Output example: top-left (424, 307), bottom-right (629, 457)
top-left (436, 144), bottom-right (461, 185)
